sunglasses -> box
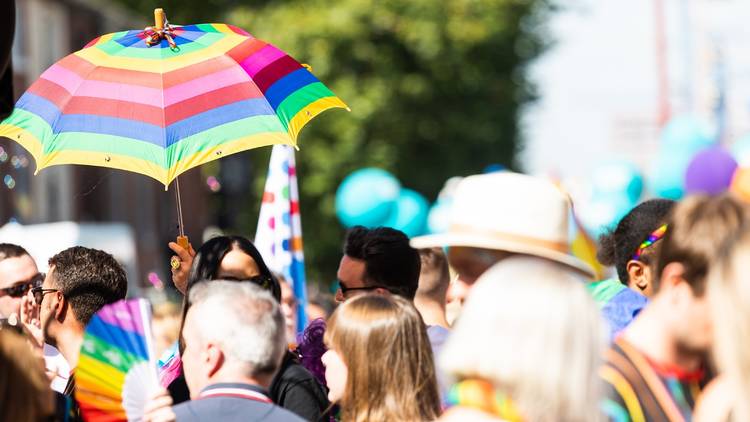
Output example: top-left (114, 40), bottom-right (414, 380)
top-left (337, 281), bottom-right (382, 295)
top-left (30, 286), bottom-right (60, 305)
top-left (0, 273), bottom-right (45, 298)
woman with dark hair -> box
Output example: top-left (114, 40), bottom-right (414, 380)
top-left (589, 198), bottom-right (675, 340)
top-left (163, 235), bottom-right (330, 421)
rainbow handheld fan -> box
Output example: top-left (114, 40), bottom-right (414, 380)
top-left (76, 299), bottom-right (158, 421)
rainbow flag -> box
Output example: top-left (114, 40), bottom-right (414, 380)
top-left (255, 145), bottom-right (307, 332)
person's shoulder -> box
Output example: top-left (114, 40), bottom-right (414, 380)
top-left (173, 398), bottom-right (307, 422)
top-left (263, 404), bottom-right (309, 422)
top-left (427, 324), bottom-right (450, 351)
top-left (172, 399), bottom-right (201, 421)
top-left (693, 376), bottom-right (733, 422)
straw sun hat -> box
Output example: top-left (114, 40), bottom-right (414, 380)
top-left (411, 172), bottom-right (595, 278)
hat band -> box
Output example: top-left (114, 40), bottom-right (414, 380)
top-left (450, 225), bottom-right (569, 253)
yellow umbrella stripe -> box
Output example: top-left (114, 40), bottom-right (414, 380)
top-left (288, 96), bottom-right (350, 142)
top-left (75, 35), bottom-right (246, 72)
top-left (21, 131), bottom-right (293, 188)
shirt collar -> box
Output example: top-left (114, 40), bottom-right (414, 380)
top-left (201, 382), bottom-right (268, 396)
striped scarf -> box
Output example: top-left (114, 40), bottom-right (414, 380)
top-left (447, 379), bottom-right (523, 421)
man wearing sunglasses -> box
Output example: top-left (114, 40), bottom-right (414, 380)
top-left (0, 243), bottom-right (42, 319)
top-left (335, 226), bottom-right (421, 304)
top-left (30, 246), bottom-right (128, 397)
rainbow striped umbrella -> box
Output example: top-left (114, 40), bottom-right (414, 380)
top-left (0, 9), bottom-right (347, 188)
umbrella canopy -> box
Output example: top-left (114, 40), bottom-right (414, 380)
top-left (0, 17), bottom-right (347, 187)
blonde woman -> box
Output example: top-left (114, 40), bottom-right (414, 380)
top-left (322, 294), bottom-right (441, 422)
top-left (694, 224), bottom-right (750, 422)
top-left (439, 256), bottom-right (605, 422)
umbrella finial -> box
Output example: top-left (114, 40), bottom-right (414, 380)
top-left (154, 8), bottom-right (166, 30)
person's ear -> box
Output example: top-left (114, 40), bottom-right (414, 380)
top-left (205, 343), bottom-right (224, 378)
top-left (52, 291), bottom-right (66, 322)
top-left (626, 260), bottom-right (650, 292)
top-left (373, 287), bottom-right (391, 297)
top-left (659, 262), bottom-right (686, 300)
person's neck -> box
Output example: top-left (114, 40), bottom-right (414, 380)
top-left (55, 324), bottom-right (85, 369)
top-left (413, 297), bottom-right (449, 329)
top-left (623, 302), bottom-right (703, 372)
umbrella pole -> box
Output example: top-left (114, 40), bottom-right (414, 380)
top-left (174, 176), bottom-right (189, 249)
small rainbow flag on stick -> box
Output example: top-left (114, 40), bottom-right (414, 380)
top-left (76, 299), bottom-right (157, 422)
top-left (255, 145), bottom-right (308, 332)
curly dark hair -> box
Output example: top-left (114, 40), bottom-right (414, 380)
top-left (597, 199), bottom-right (675, 284)
top-left (48, 247), bottom-right (127, 326)
top-left (343, 226), bottom-right (421, 300)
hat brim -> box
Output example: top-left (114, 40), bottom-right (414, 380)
top-left (411, 232), bottom-right (596, 279)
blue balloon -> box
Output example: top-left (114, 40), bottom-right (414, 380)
top-left (427, 199), bottom-right (452, 234)
top-left (335, 168), bottom-right (401, 228)
top-left (661, 116), bottom-right (715, 152)
top-left (483, 163), bottom-right (506, 173)
top-left (591, 160), bottom-right (644, 204)
top-left (731, 134), bottom-right (750, 167)
top-left (581, 193), bottom-right (636, 238)
top-left (382, 189), bottom-right (430, 238)
top-left (648, 150), bottom-right (694, 200)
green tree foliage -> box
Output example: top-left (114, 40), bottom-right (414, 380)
top-left (110, 0), bottom-right (238, 24)
top-left (113, 0), bottom-right (548, 286)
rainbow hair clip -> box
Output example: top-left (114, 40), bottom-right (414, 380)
top-left (632, 224), bottom-right (668, 261)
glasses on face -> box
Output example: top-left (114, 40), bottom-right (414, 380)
top-left (30, 286), bottom-right (60, 306)
top-left (337, 281), bottom-right (381, 296)
top-left (0, 273), bottom-right (45, 298)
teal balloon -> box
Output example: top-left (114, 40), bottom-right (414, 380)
top-left (591, 160), bottom-right (643, 203)
top-left (649, 150), bottom-right (694, 200)
top-left (581, 193), bottom-right (635, 238)
top-left (383, 189), bottom-right (430, 237)
top-left (335, 168), bottom-right (401, 228)
top-left (427, 199), bottom-right (452, 234)
top-left (731, 134), bottom-right (750, 166)
top-left (661, 116), bottom-right (714, 151)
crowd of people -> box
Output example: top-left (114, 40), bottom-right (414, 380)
top-left (2, 171), bottom-right (750, 422)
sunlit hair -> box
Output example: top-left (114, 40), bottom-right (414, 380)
top-left (707, 224), bottom-right (750, 422)
top-left (440, 256), bottom-right (605, 422)
top-left (655, 194), bottom-right (749, 295)
top-left (416, 247), bottom-right (450, 303)
top-left (0, 328), bottom-right (55, 422)
top-left (187, 281), bottom-right (286, 379)
top-left (324, 294), bottom-right (441, 422)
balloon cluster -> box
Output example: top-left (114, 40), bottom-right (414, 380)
top-left (648, 116), bottom-right (743, 198)
top-left (649, 115), bottom-right (750, 199)
top-left (335, 168), bottom-right (431, 238)
top-left (580, 115), bottom-right (750, 236)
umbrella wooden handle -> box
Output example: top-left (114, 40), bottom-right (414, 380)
top-left (176, 235), bottom-right (189, 250)
top-left (154, 8), bottom-right (166, 30)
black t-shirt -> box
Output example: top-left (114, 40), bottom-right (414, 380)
top-left (270, 352), bottom-right (330, 422)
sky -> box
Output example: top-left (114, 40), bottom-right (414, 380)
top-left (521, 0), bottom-right (750, 183)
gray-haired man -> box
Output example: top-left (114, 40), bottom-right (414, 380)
top-left (166, 281), bottom-right (304, 422)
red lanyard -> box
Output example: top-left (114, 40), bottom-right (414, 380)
top-left (198, 387), bottom-right (273, 404)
